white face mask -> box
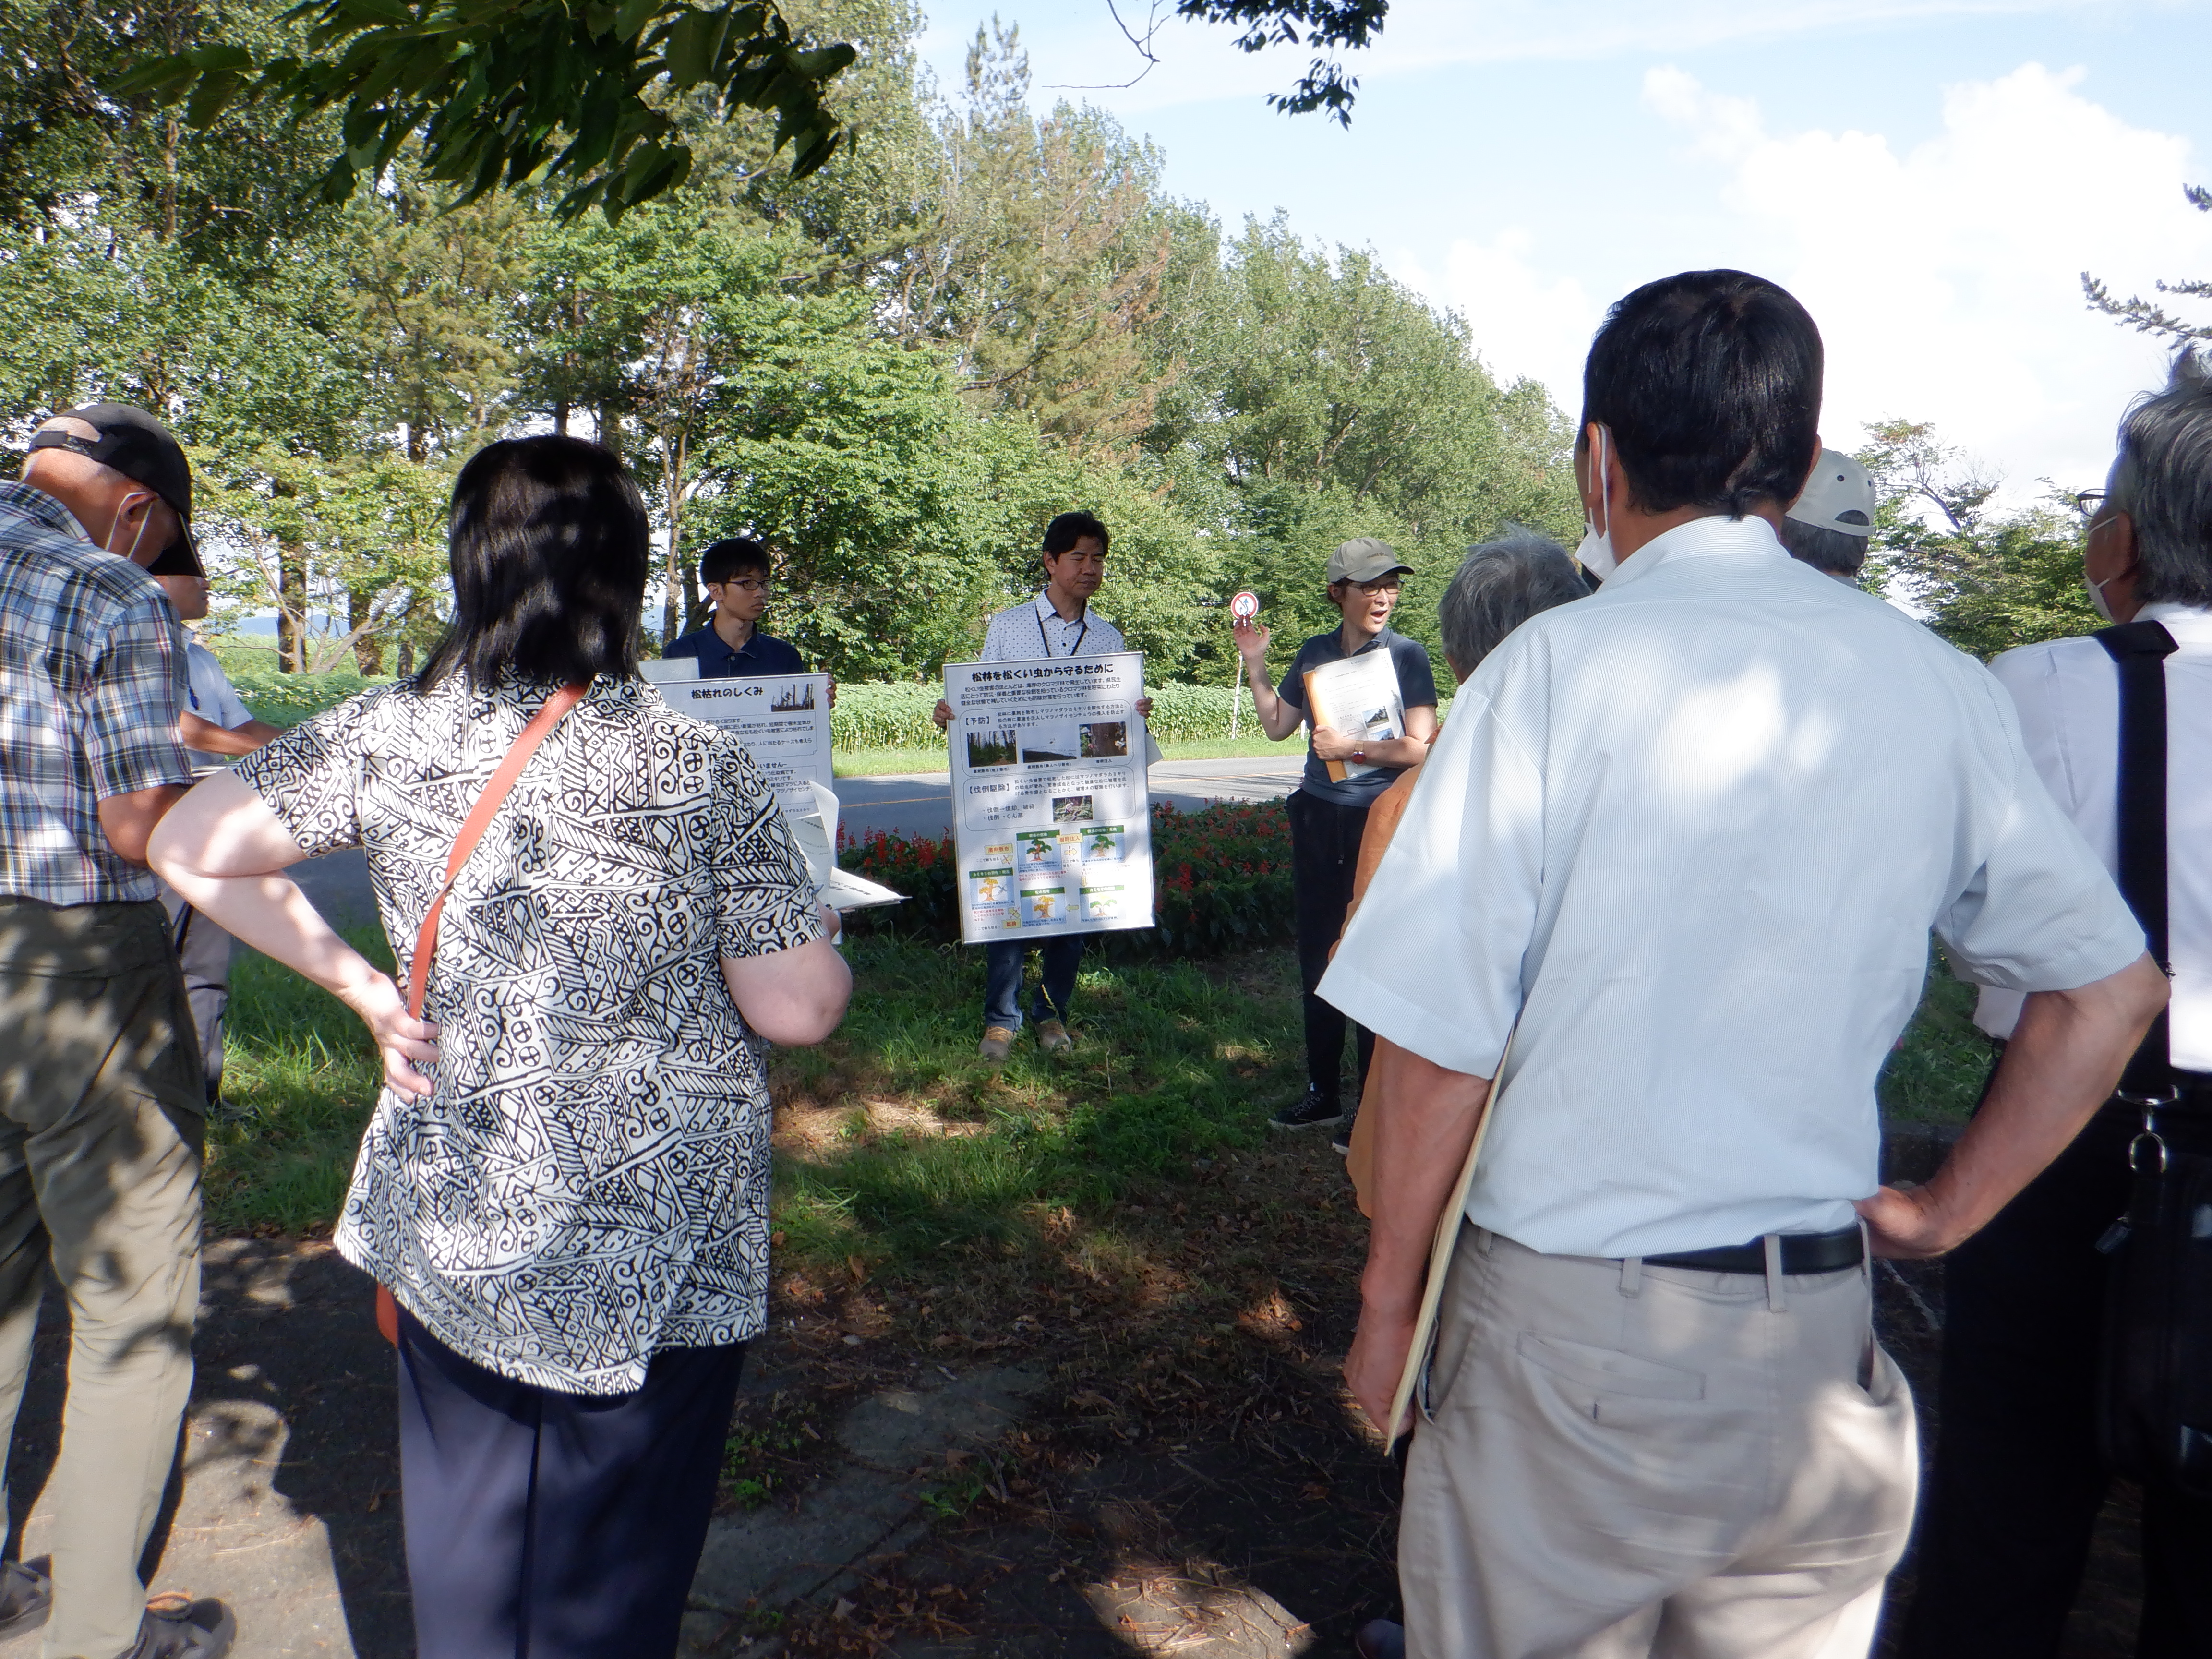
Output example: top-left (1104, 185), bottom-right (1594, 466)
top-left (103, 492), bottom-right (155, 564)
top-left (1576, 425), bottom-right (1618, 581)
top-left (2084, 573), bottom-right (2118, 624)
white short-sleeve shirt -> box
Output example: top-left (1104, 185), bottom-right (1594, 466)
top-left (1972, 603), bottom-right (2212, 1070)
top-left (1320, 514), bottom-right (2145, 1259)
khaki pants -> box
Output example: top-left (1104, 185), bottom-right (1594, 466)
top-left (1403, 1227), bottom-right (1917, 1659)
top-left (0, 899), bottom-right (204, 1659)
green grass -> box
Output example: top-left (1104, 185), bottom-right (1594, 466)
top-left (769, 938), bottom-right (1302, 1272)
top-left (1875, 941), bottom-right (1996, 1127)
top-left (207, 927), bottom-right (1996, 1243)
top-left (831, 734), bottom-right (1297, 778)
top-left (207, 926), bottom-right (391, 1235)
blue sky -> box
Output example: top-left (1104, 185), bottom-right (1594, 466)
top-left (917, 0), bottom-right (2212, 503)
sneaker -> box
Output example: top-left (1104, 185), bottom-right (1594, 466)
top-left (1353, 1619), bottom-right (1405, 1659)
top-left (979, 1026), bottom-right (1017, 1064)
top-left (1332, 1115), bottom-right (1356, 1156)
top-left (0, 1558), bottom-right (50, 1640)
top-left (1270, 1087), bottom-right (1344, 1130)
top-left (1035, 1019), bottom-right (1073, 1055)
top-left (122, 1594), bottom-right (235, 1659)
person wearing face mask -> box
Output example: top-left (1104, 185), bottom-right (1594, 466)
top-left (1323, 270), bottom-right (2165, 1659)
top-left (1902, 351), bottom-right (2212, 1659)
top-left (0, 405), bottom-right (238, 1659)
top-left (148, 569), bottom-right (284, 1120)
top-left (1231, 539), bottom-right (1440, 1138)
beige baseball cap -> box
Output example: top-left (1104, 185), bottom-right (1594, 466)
top-left (1787, 449), bottom-right (1876, 537)
top-left (1326, 537), bottom-right (1412, 585)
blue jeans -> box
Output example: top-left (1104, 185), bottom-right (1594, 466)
top-left (984, 936), bottom-right (1085, 1033)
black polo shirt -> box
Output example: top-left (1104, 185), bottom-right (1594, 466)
top-left (1276, 625), bottom-right (1439, 805)
top-left (663, 623), bottom-right (808, 678)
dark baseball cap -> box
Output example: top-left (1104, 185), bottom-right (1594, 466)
top-left (25, 403), bottom-right (202, 576)
top-left (1325, 537), bottom-right (1412, 585)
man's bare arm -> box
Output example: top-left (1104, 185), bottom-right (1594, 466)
top-left (97, 783), bottom-right (190, 865)
top-left (178, 712), bottom-right (284, 757)
top-left (1860, 951), bottom-right (2167, 1257)
top-left (1343, 1046), bottom-right (1492, 1436)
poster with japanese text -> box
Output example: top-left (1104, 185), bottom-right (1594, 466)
top-left (651, 673), bottom-right (834, 817)
top-left (945, 652), bottom-right (1154, 944)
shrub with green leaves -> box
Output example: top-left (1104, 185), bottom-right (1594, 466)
top-left (229, 668), bottom-right (394, 728)
top-left (830, 683), bottom-right (943, 750)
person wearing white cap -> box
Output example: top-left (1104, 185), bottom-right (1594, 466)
top-left (1779, 448), bottom-right (1877, 581)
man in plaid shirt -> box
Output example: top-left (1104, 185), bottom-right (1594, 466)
top-left (0, 404), bottom-right (237, 1659)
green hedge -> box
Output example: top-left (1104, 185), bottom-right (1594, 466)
top-left (830, 682), bottom-right (943, 749)
top-left (230, 670), bottom-right (1451, 749)
top-left (229, 669), bottom-right (394, 728)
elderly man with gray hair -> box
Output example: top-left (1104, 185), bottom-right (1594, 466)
top-left (1904, 349), bottom-right (2212, 1659)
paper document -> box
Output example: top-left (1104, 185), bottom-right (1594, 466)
top-left (786, 781), bottom-right (903, 911)
top-left (648, 671), bottom-right (834, 819)
top-left (1303, 651), bottom-right (1406, 782)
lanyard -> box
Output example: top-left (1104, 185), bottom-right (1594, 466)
top-left (1037, 601), bottom-right (1087, 658)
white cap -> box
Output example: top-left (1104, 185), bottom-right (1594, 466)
top-left (1786, 448), bottom-right (1876, 537)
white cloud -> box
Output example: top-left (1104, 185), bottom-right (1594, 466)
top-left (923, 0), bottom-right (2193, 119)
top-left (1399, 230), bottom-right (1602, 396)
top-left (1637, 61), bottom-right (2211, 496)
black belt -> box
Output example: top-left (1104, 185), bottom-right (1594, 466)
top-left (1645, 1225), bottom-right (1863, 1277)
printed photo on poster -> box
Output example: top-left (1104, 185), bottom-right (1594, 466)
top-left (1080, 721), bottom-right (1127, 758)
top-left (967, 729), bottom-right (1017, 769)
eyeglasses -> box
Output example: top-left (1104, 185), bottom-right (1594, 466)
top-left (2073, 490), bottom-right (2108, 519)
top-left (1356, 578), bottom-right (1403, 595)
top-left (714, 578), bottom-right (772, 594)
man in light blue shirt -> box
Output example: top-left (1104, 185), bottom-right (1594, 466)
top-left (1325, 271), bottom-right (2165, 1659)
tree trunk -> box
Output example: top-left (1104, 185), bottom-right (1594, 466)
top-left (278, 540), bottom-right (309, 673)
top-left (349, 587), bottom-right (385, 674)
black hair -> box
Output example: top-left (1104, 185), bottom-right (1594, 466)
top-left (1043, 511), bottom-right (1109, 557)
top-left (1580, 270), bottom-right (1823, 518)
top-left (699, 537), bottom-right (771, 586)
top-left (414, 436), bottom-right (647, 696)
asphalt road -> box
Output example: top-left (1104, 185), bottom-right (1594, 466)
top-left (287, 755), bottom-right (1307, 928)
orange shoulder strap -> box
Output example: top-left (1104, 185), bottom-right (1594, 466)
top-left (405, 683), bottom-right (587, 1021)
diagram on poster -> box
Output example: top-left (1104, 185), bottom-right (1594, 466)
top-left (648, 672), bottom-right (834, 816)
top-left (946, 651), bottom-right (1155, 944)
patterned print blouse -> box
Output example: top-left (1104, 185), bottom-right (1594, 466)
top-left (234, 674), bottom-right (821, 1394)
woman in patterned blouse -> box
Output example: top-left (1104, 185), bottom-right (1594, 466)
top-left (151, 436), bottom-right (852, 1659)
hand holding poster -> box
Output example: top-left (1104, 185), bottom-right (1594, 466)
top-left (946, 651), bottom-right (1154, 944)
top-left (1302, 651), bottom-right (1407, 783)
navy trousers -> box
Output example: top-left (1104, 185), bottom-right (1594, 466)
top-left (397, 1307), bottom-right (748, 1659)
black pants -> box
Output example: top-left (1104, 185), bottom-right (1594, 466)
top-left (1903, 1096), bottom-right (2212, 1659)
top-left (397, 1307), bottom-right (748, 1659)
top-left (1287, 789), bottom-right (1376, 1104)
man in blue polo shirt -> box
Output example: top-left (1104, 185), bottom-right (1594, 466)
top-left (663, 537), bottom-right (810, 677)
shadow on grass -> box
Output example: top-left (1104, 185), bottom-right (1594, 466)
top-left (207, 926), bottom-right (390, 1236)
top-left (770, 938), bottom-right (1305, 1276)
